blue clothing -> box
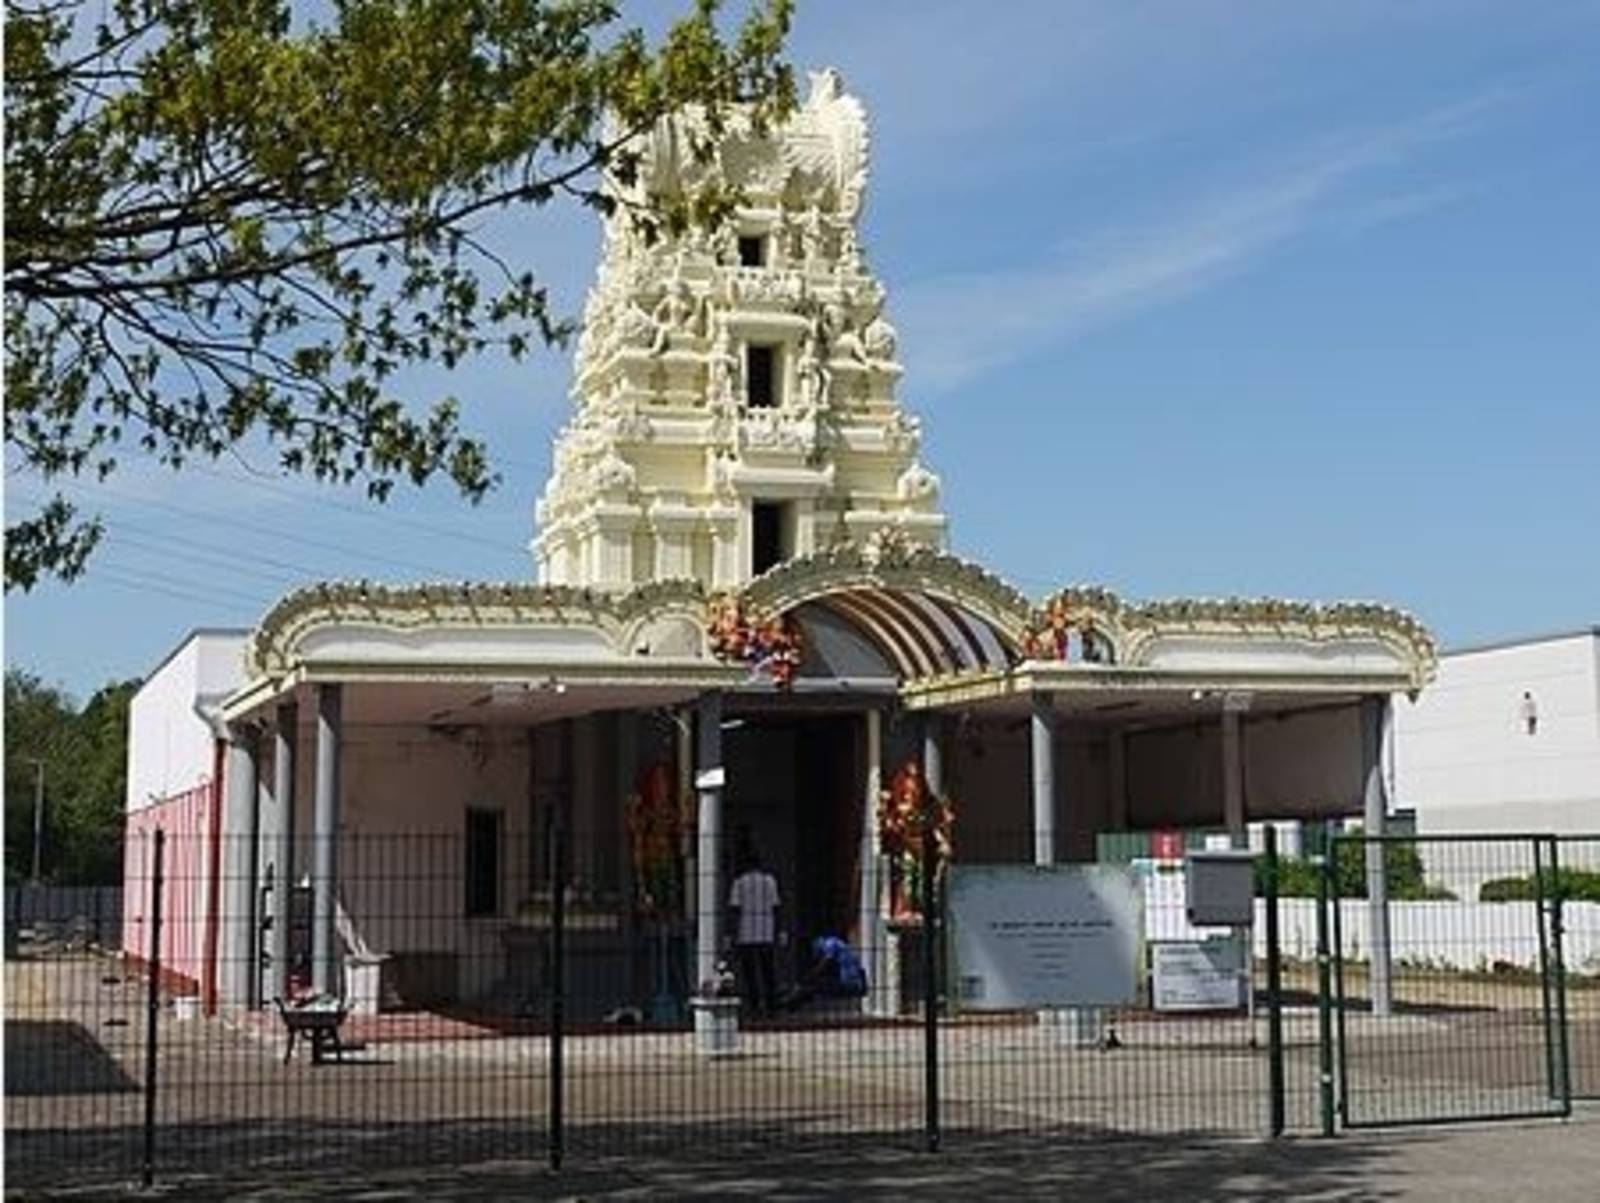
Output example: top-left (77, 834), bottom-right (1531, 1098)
top-left (813, 936), bottom-right (867, 996)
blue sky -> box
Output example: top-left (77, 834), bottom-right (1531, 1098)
top-left (7, 0), bottom-right (1599, 700)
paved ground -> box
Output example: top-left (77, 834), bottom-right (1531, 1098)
top-left (8, 1111), bottom-right (1599, 1200)
top-left (8, 952), bottom-right (1600, 1199)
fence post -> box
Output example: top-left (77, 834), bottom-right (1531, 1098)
top-left (141, 828), bottom-right (165, 1189)
top-left (1264, 826), bottom-right (1285, 1137)
top-left (1549, 837), bottom-right (1572, 1117)
top-left (921, 805), bottom-right (940, 1154)
top-left (1535, 838), bottom-right (1558, 1102)
top-left (548, 811), bottom-right (566, 1171)
top-left (1314, 843), bottom-right (1336, 1138)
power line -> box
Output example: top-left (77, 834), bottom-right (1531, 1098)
top-left (102, 530), bottom-right (312, 589)
top-left (98, 559), bottom-right (270, 607)
top-left (185, 460), bottom-right (528, 556)
top-left (26, 480), bottom-right (474, 578)
top-left (92, 566), bottom-right (265, 613)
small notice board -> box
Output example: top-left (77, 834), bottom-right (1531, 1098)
top-left (1150, 939), bottom-right (1246, 1011)
top-left (947, 865), bottom-right (1143, 1010)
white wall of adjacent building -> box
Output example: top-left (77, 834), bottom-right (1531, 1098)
top-left (125, 629), bottom-right (248, 812)
top-left (1393, 629), bottom-right (1600, 836)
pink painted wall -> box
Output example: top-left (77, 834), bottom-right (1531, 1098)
top-left (123, 781), bottom-right (217, 995)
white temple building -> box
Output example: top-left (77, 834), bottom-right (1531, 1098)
top-left (123, 72), bottom-right (1436, 1019)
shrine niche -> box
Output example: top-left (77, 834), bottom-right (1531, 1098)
top-left (1022, 589), bottom-right (1123, 665)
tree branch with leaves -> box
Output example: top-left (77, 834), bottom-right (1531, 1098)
top-left (5, 0), bottom-right (794, 590)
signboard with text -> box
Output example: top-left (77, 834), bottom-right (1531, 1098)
top-left (1150, 939), bottom-right (1246, 1011)
top-left (948, 865), bottom-right (1143, 1010)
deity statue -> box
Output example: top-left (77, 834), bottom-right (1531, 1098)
top-left (823, 302), bottom-right (867, 365)
top-left (707, 316), bottom-right (740, 407)
top-left (797, 318), bottom-right (832, 410)
top-left (649, 275), bottom-right (701, 355)
top-left (863, 309), bottom-right (898, 362)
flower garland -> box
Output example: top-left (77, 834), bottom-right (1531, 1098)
top-left (624, 762), bottom-right (682, 917)
top-left (877, 760), bottom-right (954, 920)
top-left (707, 594), bottom-right (803, 687)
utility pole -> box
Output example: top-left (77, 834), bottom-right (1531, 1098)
top-left (27, 758), bottom-right (45, 883)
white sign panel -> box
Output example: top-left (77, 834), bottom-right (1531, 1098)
top-left (1151, 939), bottom-right (1245, 1011)
top-left (948, 865), bottom-right (1143, 1010)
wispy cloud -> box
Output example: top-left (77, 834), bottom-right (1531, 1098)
top-left (896, 93), bottom-right (1509, 393)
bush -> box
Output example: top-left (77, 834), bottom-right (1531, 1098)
top-left (1257, 836), bottom-right (1455, 901)
top-left (1480, 869), bottom-right (1600, 903)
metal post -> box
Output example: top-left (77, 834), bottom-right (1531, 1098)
top-left (142, 829), bottom-right (166, 1189)
top-left (1315, 845), bottom-right (1337, 1138)
top-left (1550, 837), bottom-right (1572, 1117)
top-left (1535, 837), bottom-right (1557, 1101)
top-left (1330, 831), bottom-right (1351, 1128)
top-left (920, 794), bottom-right (940, 1154)
top-left (1264, 825), bottom-right (1285, 1137)
top-left (548, 809), bottom-right (565, 1171)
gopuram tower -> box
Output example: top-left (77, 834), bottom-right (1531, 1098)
top-left (533, 71), bottom-right (946, 591)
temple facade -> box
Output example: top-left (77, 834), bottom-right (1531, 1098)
top-left (124, 72), bottom-right (1436, 1019)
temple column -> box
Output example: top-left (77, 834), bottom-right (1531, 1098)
top-left (858, 707), bottom-right (886, 1015)
top-left (1222, 702), bottom-right (1246, 848)
top-left (1030, 693), bottom-right (1057, 866)
top-left (922, 714), bottom-right (943, 801)
top-left (311, 683), bottom-right (342, 997)
top-left (694, 691), bottom-right (725, 989)
top-left (220, 727), bottom-right (260, 1007)
top-left (1363, 695), bottom-right (1394, 1017)
top-left (270, 703), bottom-right (297, 1001)
top-left (1108, 730), bottom-right (1129, 832)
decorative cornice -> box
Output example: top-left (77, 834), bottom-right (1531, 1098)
top-left (248, 580), bottom-right (625, 677)
top-left (244, 568), bottom-right (1436, 699)
top-left (1124, 596), bottom-right (1438, 687)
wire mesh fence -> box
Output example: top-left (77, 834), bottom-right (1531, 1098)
top-left (5, 826), bottom-right (1595, 1193)
top-left (1327, 833), bottom-right (1590, 1128)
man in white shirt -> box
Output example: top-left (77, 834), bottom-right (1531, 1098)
top-left (728, 854), bottom-right (781, 1017)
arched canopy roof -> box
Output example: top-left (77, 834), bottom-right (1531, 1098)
top-left (739, 541), bottom-right (1031, 682)
top-left (793, 589), bottom-right (1016, 680)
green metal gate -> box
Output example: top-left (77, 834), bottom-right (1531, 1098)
top-left (1326, 833), bottom-right (1572, 1128)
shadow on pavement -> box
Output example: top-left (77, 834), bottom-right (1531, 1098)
top-left (4, 1020), bottom-right (140, 1096)
top-left (5, 1119), bottom-right (1411, 1201)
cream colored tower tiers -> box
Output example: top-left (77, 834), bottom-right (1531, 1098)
top-left (533, 70), bottom-right (947, 592)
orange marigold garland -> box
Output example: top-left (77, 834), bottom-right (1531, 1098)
top-left (625, 762), bottom-right (682, 916)
top-left (708, 594), bottom-right (803, 688)
top-left (877, 760), bottom-right (954, 921)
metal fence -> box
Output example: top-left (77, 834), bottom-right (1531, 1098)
top-left (4, 827), bottom-right (1594, 1193)
top-left (4, 885), bottom-right (123, 952)
top-left (1325, 833), bottom-right (1600, 1127)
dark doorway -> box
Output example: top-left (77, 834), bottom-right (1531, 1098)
top-left (725, 714), bottom-right (861, 973)
top-left (746, 344), bottom-right (777, 407)
top-left (751, 501), bottom-right (787, 576)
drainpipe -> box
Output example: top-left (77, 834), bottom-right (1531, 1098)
top-left (193, 696), bottom-right (228, 1017)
